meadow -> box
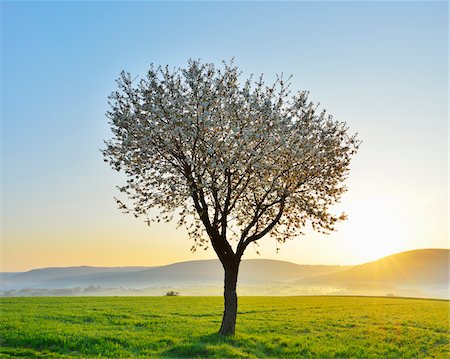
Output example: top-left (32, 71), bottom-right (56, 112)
top-left (0, 296), bottom-right (448, 358)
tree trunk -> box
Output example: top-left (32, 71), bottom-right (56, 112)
top-left (219, 261), bottom-right (239, 335)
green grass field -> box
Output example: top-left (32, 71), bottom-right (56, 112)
top-left (0, 296), bottom-right (448, 358)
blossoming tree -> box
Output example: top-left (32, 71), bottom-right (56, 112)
top-left (103, 60), bottom-right (359, 335)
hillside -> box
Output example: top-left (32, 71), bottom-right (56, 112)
top-left (2, 249), bottom-right (447, 298)
top-left (0, 259), bottom-right (348, 291)
top-left (297, 249), bottom-right (448, 298)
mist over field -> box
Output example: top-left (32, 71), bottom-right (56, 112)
top-left (2, 249), bottom-right (448, 299)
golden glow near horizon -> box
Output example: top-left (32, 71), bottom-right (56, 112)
top-left (339, 195), bottom-right (413, 262)
top-left (1, 173), bottom-right (447, 272)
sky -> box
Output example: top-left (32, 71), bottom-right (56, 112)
top-left (1, 1), bottom-right (448, 272)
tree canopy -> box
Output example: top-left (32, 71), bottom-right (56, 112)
top-left (104, 60), bottom-right (358, 254)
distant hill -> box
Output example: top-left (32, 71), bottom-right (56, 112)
top-left (296, 249), bottom-right (449, 298)
top-left (0, 259), bottom-right (348, 291)
top-left (2, 249), bottom-right (447, 299)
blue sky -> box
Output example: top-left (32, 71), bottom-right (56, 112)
top-left (1, 1), bottom-right (448, 271)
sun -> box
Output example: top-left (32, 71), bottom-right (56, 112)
top-left (340, 195), bottom-right (413, 263)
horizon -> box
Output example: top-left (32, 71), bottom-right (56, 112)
top-left (2, 247), bottom-right (447, 273)
top-left (2, 2), bottom-right (448, 272)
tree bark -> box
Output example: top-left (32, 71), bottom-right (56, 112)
top-left (219, 261), bottom-right (239, 335)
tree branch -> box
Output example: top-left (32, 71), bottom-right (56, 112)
top-left (236, 198), bottom-right (286, 258)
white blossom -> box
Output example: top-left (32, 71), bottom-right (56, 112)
top-left (103, 59), bottom-right (359, 261)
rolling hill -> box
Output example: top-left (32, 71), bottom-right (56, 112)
top-left (0, 259), bottom-right (348, 291)
top-left (299, 249), bottom-right (448, 286)
top-left (297, 249), bottom-right (449, 298)
top-left (1, 249), bottom-right (448, 298)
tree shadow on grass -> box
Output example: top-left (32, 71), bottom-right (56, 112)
top-left (161, 333), bottom-right (273, 358)
top-left (161, 333), bottom-right (232, 358)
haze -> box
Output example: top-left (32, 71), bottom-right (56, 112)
top-left (1, 2), bottom-right (448, 271)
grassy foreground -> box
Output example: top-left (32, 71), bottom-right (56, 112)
top-left (0, 296), bottom-right (449, 358)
